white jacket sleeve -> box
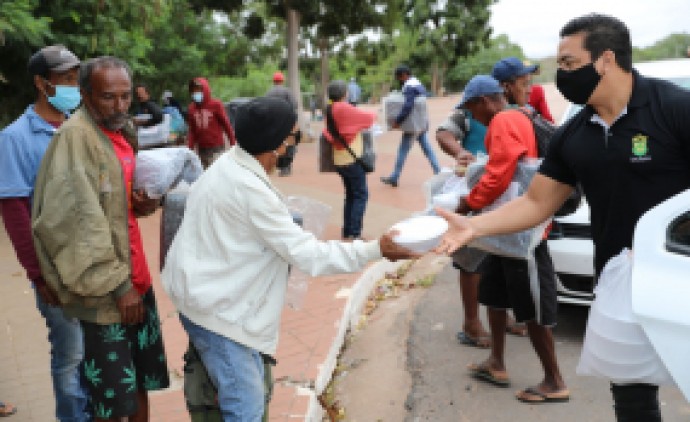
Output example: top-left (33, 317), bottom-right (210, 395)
top-left (243, 182), bottom-right (381, 276)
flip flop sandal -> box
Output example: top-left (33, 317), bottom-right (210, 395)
top-left (467, 363), bottom-right (511, 387)
top-left (456, 331), bottom-right (491, 348)
top-left (506, 323), bottom-right (528, 337)
top-left (516, 386), bottom-right (570, 404)
top-left (0, 402), bottom-right (17, 417)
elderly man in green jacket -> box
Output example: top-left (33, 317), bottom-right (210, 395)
top-left (32, 56), bottom-right (168, 422)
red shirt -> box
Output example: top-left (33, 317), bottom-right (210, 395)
top-left (528, 85), bottom-right (554, 123)
top-left (101, 127), bottom-right (152, 295)
top-left (466, 110), bottom-right (538, 210)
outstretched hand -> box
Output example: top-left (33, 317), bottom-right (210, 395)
top-left (132, 189), bottom-right (159, 218)
top-left (433, 207), bottom-right (477, 255)
top-left (379, 230), bottom-right (422, 261)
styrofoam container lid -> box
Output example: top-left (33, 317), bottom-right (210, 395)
top-left (391, 215), bottom-right (448, 253)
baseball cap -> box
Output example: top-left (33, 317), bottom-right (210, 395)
top-left (394, 65), bottom-right (411, 78)
top-left (27, 45), bottom-right (80, 77)
top-left (457, 75), bottom-right (503, 107)
top-left (491, 57), bottom-right (538, 82)
top-left (273, 71), bottom-right (285, 83)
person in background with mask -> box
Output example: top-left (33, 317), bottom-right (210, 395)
top-left (162, 96), bottom-right (419, 420)
top-left (0, 44), bottom-right (90, 422)
top-left (187, 77), bottom-right (236, 169)
top-left (347, 77), bottom-right (362, 106)
top-left (435, 13), bottom-right (690, 420)
top-left (32, 56), bottom-right (170, 422)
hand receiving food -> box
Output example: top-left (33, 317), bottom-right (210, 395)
top-left (432, 208), bottom-right (477, 255)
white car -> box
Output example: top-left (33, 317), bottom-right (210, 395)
top-left (632, 187), bottom-right (690, 401)
top-left (549, 58), bottom-right (690, 305)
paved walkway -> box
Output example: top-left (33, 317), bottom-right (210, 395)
top-left (0, 90), bottom-right (570, 421)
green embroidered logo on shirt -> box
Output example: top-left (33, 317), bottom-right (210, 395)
top-left (632, 134), bottom-right (648, 157)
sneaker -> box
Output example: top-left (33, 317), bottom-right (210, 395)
top-left (380, 176), bottom-right (398, 187)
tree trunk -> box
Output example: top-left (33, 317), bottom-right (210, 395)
top-left (318, 37), bottom-right (329, 115)
top-left (430, 62), bottom-right (439, 96)
top-left (286, 8), bottom-right (302, 112)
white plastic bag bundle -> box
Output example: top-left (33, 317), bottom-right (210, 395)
top-left (134, 147), bottom-right (202, 199)
top-left (284, 196), bottom-right (333, 310)
top-left (383, 92), bottom-right (428, 133)
top-left (138, 114), bottom-right (171, 148)
top-left (466, 156), bottom-right (547, 259)
top-left (577, 249), bottom-right (674, 385)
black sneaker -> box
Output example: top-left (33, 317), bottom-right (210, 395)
top-left (380, 176), bottom-right (398, 187)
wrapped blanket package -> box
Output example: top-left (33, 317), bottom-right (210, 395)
top-left (160, 183), bottom-right (190, 270)
top-left (383, 92), bottom-right (428, 133)
top-left (134, 147), bottom-right (202, 199)
top-left (138, 114), bottom-right (172, 148)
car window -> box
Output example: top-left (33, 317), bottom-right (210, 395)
top-left (666, 212), bottom-right (690, 256)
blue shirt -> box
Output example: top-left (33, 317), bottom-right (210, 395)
top-left (348, 82), bottom-right (362, 103)
top-left (0, 105), bottom-right (57, 198)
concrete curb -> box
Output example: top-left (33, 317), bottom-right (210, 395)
top-left (304, 258), bottom-right (408, 421)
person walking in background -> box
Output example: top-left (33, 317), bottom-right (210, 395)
top-left (0, 44), bottom-right (91, 422)
top-left (162, 90), bottom-right (185, 117)
top-left (32, 56), bottom-right (170, 421)
top-left (525, 61), bottom-right (555, 123)
top-left (323, 80), bottom-right (376, 240)
top-left (347, 77), bottom-right (362, 106)
top-left (381, 65), bottom-right (440, 187)
top-left (266, 70), bottom-right (298, 176)
top-left (435, 78), bottom-right (492, 348)
top-left (161, 96), bottom-right (419, 420)
top-left (435, 13), bottom-right (690, 419)
top-left (188, 77), bottom-right (236, 169)
top-left (0, 401), bottom-right (16, 417)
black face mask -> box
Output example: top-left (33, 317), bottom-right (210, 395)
top-left (556, 63), bottom-right (602, 105)
top-left (277, 144), bottom-right (296, 169)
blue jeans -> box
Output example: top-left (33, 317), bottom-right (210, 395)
top-left (336, 163), bottom-right (368, 238)
top-left (180, 314), bottom-right (265, 422)
top-left (35, 290), bottom-right (91, 422)
top-left (388, 131), bottom-right (440, 183)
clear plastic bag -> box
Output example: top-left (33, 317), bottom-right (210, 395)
top-left (134, 147), bottom-right (202, 199)
top-left (284, 196), bottom-right (333, 310)
top-left (577, 249), bottom-right (674, 385)
top-left (466, 156), bottom-right (548, 259)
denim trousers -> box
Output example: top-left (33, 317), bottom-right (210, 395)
top-left (180, 314), bottom-right (265, 422)
top-left (611, 383), bottom-right (662, 422)
top-left (34, 290), bottom-right (91, 422)
top-left (388, 131), bottom-right (440, 182)
top-left (335, 162), bottom-right (368, 238)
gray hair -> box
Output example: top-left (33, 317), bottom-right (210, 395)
top-left (327, 80), bottom-right (348, 102)
top-left (78, 56), bottom-right (132, 93)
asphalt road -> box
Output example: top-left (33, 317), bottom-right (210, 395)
top-left (403, 263), bottom-right (690, 422)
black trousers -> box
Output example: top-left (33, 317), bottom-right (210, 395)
top-left (611, 384), bottom-right (661, 422)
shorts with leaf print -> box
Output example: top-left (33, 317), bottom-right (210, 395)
top-left (80, 288), bottom-right (170, 418)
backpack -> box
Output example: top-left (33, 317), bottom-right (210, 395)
top-left (517, 108), bottom-right (583, 217)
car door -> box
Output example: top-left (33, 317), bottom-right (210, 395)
top-left (632, 188), bottom-right (690, 401)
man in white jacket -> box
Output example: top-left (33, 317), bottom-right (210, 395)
top-left (161, 96), bottom-right (418, 421)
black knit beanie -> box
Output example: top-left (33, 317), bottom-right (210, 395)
top-left (235, 96), bottom-right (297, 155)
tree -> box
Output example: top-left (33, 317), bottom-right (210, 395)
top-left (401, 0), bottom-right (494, 95)
top-left (633, 33), bottom-right (690, 62)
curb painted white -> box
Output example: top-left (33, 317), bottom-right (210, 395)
top-left (303, 258), bottom-right (407, 421)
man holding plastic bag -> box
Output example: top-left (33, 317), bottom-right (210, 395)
top-left (452, 75), bottom-right (568, 403)
top-left (161, 96), bottom-right (419, 420)
top-left (435, 14), bottom-right (690, 421)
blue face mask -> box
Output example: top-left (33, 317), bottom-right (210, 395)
top-left (45, 83), bottom-right (81, 113)
top-left (192, 92), bottom-right (204, 103)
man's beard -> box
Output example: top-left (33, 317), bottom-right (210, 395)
top-left (100, 113), bottom-right (129, 131)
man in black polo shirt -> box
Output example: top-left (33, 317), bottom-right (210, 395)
top-left (434, 13), bottom-right (690, 421)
